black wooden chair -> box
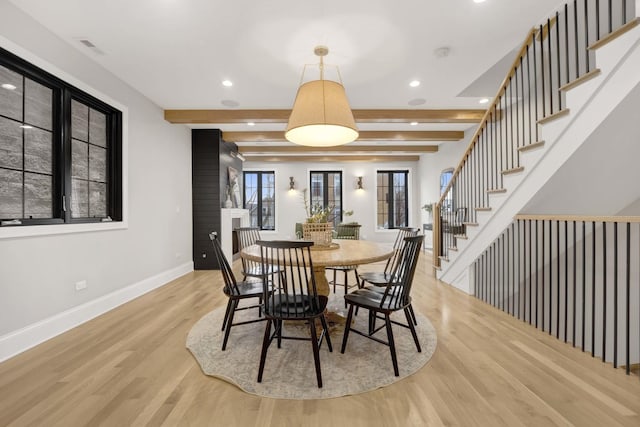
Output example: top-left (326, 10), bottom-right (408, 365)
top-left (341, 235), bottom-right (423, 376)
top-left (357, 227), bottom-right (420, 325)
top-left (358, 227), bottom-right (419, 288)
top-left (326, 223), bottom-right (362, 307)
top-left (256, 240), bottom-right (333, 388)
top-left (209, 232), bottom-right (273, 351)
top-left (236, 227), bottom-right (281, 282)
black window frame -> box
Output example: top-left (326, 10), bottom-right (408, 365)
top-left (242, 170), bottom-right (275, 231)
top-left (0, 46), bottom-right (122, 227)
top-left (309, 170), bottom-right (343, 227)
top-left (377, 170), bottom-right (409, 229)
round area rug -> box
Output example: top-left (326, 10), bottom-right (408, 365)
top-left (186, 294), bottom-right (437, 399)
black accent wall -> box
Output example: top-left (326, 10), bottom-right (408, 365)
top-left (192, 129), bottom-right (241, 269)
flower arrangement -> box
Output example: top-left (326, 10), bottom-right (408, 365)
top-left (422, 203), bottom-right (433, 213)
top-left (302, 189), bottom-right (336, 223)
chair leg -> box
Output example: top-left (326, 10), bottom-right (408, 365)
top-left (309, 318), bottom-right (323, 388)
top-left (384, 314), bottom-right (399, 376)
top-left (221, 299), bottom-right (238, 351)
top-left (368, 309), bottom-right (378, 335)
top-left (404, 307), bottom-right (422, 352)
top-left (276, 319), bottom-right (283, 349)
top-left (319, 314), bottom-right (333, 352)
top-left (340, 304), bottom-right (355, 353)
top-left (257, 319), bottom-right (273, 383)
top-left (343, 270), bottom-right (349, 308)
top-left (408, 304), bottom-right (418, 326)
top-left (221, 299), bottom-right (233, 331)
top-left (332, 269), bottom-right (337, 293)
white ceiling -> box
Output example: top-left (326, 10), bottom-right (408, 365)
top-left (8, 0), bottom-right (564, 151)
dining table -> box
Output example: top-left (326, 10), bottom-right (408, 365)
top-left (240, 239), bottom-right (394, 326)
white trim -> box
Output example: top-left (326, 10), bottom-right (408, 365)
top-left (0, 262), bottom-right (193, 362)
top-left (0, 35), bottom-right (130, 240)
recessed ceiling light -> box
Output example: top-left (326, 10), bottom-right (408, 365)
top-left (247, 122), bottom-right (255, 126)
top-left (410, 121), bottom-right (418, 126)
top-left (20, 125), bottom-right (33, 129)
top-left (473, 0), bottom-right (487, 3)
top-left (1, 83), bottom-right (17, 90)
top-left (222, 80), bottom-right (233, 87)
top-left (479, 98), bottom-right (490, 104)
top-left (409, 80), bottom-right (420, 88)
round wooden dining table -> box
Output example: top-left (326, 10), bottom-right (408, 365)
top-left (240, 239), bottom-right (394, 324)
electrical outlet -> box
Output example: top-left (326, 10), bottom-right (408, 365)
top-left (75, 280), bottom-right (87, 291)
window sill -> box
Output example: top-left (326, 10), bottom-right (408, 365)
top-left (0, 220), bottom-right (128, 240)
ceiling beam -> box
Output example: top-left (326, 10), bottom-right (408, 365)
top-left (242, 155), bottom-right (421, 162)
top-left (164, 109), bottom-right (485, 124)
top-left (238, 145), bottom-right (438, 154)
top-left (224, 130), bottom-right (462, 142)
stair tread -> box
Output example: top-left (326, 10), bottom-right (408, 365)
top-left (538, 108), bottom-right (570, 125)
top-left (518, 141), bottom-right (546, 152)
top-left (463, 222), bottom-right (479, 226)
top-left (487, 188), bottom-right (507, 194)
top-left (475, 207), bottom-right (492, 211)
top-left (454, 235), bottom-right (468, 240)
top-left (502, 166), bottom-right (525, 175)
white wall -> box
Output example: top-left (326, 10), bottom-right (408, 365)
top-left (244, 134), bottom-right (471, 244)
top-left (0, 3), bottom-right (192, 360)
top-left (244, 160), bottom-right (420, 245)
top-left (418, 128), bottom-right (476, 221)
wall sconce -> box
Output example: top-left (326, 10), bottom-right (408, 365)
top-left (356, 176), bottom-right (363, 190)
top-left (289, 176), bottom-right (296, 191)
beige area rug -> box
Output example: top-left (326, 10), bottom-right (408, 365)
top-left (186, 294), bottom-right (437, 399)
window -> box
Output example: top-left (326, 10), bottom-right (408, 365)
top-left (440, 168), bottom-right (454, 212)
top-left (0, 47), bottom-right (122, 226)
top-left (243, 171), bottom-right (275, 230)
top-left (309, 171), bottom-right (342, 227)
top-left (377, 170), bottom-right (408, 229)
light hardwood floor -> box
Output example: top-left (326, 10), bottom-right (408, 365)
top-left (1, 253), bottom-right (639, 426)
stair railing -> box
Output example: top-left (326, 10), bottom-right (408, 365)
top-left (434, 0), bottom-right (635, 270)
top-left (474, 215), bottom-right (640, 376)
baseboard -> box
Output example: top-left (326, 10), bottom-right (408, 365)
top-left (0, 261), bottom-right (194, 363)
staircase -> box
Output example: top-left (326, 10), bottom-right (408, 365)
top-left (435, 0), bottom-right (640, 294)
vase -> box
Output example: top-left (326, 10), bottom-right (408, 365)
top-left (224, 195), bottom-right (233, 208)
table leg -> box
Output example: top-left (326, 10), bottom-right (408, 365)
top-left (313, 266), bottom-right (347, 329)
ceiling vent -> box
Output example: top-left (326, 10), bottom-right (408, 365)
top-left (77, 38), bottom-right (104, 55)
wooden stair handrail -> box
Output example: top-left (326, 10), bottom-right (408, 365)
top-left (514, 214), bottom-right (640, 223)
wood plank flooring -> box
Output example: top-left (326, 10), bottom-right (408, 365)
top-left (1, 253), bottom-right (639, 426)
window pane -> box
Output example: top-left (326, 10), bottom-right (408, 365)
top-left (71, 178), bottom-right (88, 218)
top-left (71, 139), bottom-right (89, 179)
top-left (89, 145), bottom-right (106, 182)
top-left (0, 168), bottom-right (22, 218)
top-left (0, 116), bottom-right (23, 169)
top-left (24, 78), bottom-right (52, 131)
top-left (89, 181), bottom-right (106, 217)
top-left (0, 64), bottom-right (23, 121)
top-left (71, 100), bottom-right (89, 142)
top-left (89, 108), bottom-right (107, 147)
top-left (24, 172), bottom-right (51, 218)
top-left (24, 127), bottom-right (52, 174)
top-left (261, 173), bottom-right (275, 230)
top-left (376, 173), bottom-right (389, 229)
top-left (244, 172), bottom-right (258, 227)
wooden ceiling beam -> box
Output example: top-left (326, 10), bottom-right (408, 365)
top-left (164, 109), bottom-right (485, 124)
top-left (242, 155), bottom-right (421, 162)
top-left (224, 130), bottom-right (462, 142)
top-left (238, 145), bottom-right (438, 154)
